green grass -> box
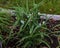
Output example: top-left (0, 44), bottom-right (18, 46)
top-left (0, 0), bottom-right (60, 48)
top-left (0, 0), bottom-right (60, 14)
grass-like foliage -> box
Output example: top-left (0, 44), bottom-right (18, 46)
top-left (13, 7), bottom-right (51, 48)
top-left (0, 0), bottom-right (60, 48)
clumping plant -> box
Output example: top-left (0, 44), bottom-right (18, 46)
top-left (6, 0), bottom-right (53, 48)
top-left (0, 0), bottom-right (60, 48)
top-left (12, 7), bottom-right (50, 48)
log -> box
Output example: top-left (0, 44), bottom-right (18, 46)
top-left (0, 8), bottom-right (60, 20)
top-left (38, 12), bottom-right (60, 20)
top-left (40, 14), bottom-right (60, 20)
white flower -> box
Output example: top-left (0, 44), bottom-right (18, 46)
top-left (16, 17), bottom-right (17, 19)
top-left (21, 20), bottom-right (24, 24)
top-left (29, 14), bottom-right (32, 16)
top-left (42, 21), bottom-right (45, 24)
top-left (27, 14), bottom-right (32, 18)
top-left (38, 12), bottom-right (41, 15)
top-left (27, 16), bottom-right (30, 18)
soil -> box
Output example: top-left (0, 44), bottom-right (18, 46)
top-left (1, 15), bottom-right (60, 48)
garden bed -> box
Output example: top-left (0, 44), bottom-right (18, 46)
top-left (0, 8), bottom-right (60, 48)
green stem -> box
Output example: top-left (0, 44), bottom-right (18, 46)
top-left (26, 0), bottom-right (29, 13)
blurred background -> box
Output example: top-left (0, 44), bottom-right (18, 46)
top-left (0, 0), bottom-right (60, 14)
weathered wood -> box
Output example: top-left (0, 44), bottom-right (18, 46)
top-left (40, 14), bottom-right (60, 20)
top-left (0, 8), bottom-right (15, 15)
top-left (0, 8), bottom-right (60, 20)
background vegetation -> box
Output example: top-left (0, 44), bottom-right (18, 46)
top-left (0, 0), bottom-right (60, 14)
